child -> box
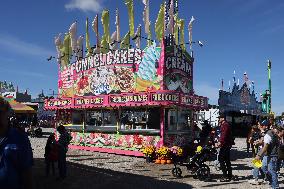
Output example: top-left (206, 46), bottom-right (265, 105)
top-left (44, 134), bottom-right (58, 176)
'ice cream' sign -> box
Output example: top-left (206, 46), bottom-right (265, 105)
top-left (165, 46), bottom-right (192, 76)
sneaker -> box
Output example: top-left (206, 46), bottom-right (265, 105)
top-left (248, 179), bottom-right (261, 185)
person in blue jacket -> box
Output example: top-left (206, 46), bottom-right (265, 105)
top-left (0, 97), bottom-right (33, 189)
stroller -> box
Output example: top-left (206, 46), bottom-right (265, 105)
top-left (171, 145), bottom-right (217, 180)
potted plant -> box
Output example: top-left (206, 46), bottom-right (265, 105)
top-left (156, 146), bottom-right (171, 164)
top-left (170, 146), bottom-right (183, 163)
top-left (141, 145), bottom-right (155, 163)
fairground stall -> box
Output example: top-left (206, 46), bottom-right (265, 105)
top-left (45, 3), bottom-right (208, 156)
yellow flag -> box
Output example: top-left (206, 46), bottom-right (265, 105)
top-left (120, 32), bottom-right (130, 49)
top-left (125, 0), bottom-right (134, 37)
top-left (59, 33), bottom-right (72, 67)
top-left (179, 19), bottom-right (185, 50)
top-left (100, 36), bottom-right (109, 54)
top-left (174, 14), bottom-right (179, 44)
top-left (155, 3), bottom-right (165, 42)
top-left (101, 10), bottom-right (110, 43)
top-left (86, 18), bottom-right (91, 57)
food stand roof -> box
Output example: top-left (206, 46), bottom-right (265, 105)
top-left (6, 98), bottom-right (36, 114)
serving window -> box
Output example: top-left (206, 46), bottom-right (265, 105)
top-left (165, 108), bottom-right (192, 131)
top-left (72, 110), bottom-right (84, 125)
top-left (86, 109), bottom-right (117, 127)
top-left (120, 107), bottom-right (160, 130)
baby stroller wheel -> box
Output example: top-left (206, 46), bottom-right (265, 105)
top-left (172, 167), bottom-right (182, 178)
top-left (196, 165), bottom-right (210, 181)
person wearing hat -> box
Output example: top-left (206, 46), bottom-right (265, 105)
top-left (0, 96), bottom-right (33, 189)
top-left (216, 112), bottom-right (233, 182)
top-left (255, 124), bottom-right (284, 189)
top-left (249, 120), bottom-right (270, 185)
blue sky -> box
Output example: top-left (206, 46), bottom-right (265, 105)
top-left (0, 0), bottom-right (284, 114)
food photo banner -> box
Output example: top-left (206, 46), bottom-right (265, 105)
top-left (59, 42), bottom-right (163, 97)
top-left (58, 43), bottom-right (194, 98)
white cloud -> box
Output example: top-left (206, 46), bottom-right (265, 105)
top-left (65, 0), bottom-right (104, 13)
top-left (0, 34), bottom-right (54, 57)
top-left (194, 83), bottom-right (219, 105)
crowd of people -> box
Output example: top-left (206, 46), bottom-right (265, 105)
top-left (197, 113), bottom-right (284, 189)
top-left (1, 95), bottom-right (284, 189)
top-left (246, 119), bottom-right (284, 189)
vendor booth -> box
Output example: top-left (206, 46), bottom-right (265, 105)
top-left (45, 41), bottom-right (208, 156)
top-left (45, 2), bottom-right (209, 156)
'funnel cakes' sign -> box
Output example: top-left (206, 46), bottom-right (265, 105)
top-left (71, 48), bottom-right (143, 74)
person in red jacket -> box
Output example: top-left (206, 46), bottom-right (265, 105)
top-left (216, 112), bottom-right (233, 182)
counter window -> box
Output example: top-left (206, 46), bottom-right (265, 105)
top-left (86, 110), bottom-right (117, 127)
top-left (72, 111), bottom-right (84, 125)
top-left (120, 107), bottom-right (160, 130)
top-left (166, 109), bottom-right (192, 131)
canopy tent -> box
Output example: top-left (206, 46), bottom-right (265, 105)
top-left (6, 98), bottom-right (36, 114)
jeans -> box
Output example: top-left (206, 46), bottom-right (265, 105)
top-left (58, 148), bottom-right (67, 178)
top-left (262, 156), bottom-right (269, 179)
top-left (267, 156), bottom-right (279, 189)
top-left (219, 146), bottom-right (232, 179)
top-left (45, 159), bottom-right (55, 176)
top-left (252, 166), bottom-right (265, 179)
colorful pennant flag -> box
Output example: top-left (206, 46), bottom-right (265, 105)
top-left (134, 24), bottom-right (141, 48)
top-left (101, 10), bottom-right (110, 43)
top-left (54, 33), bottom-right (63, 64)
top-left (188, 16), bottom-right (195, 49)
top-left (110, 31), bottom-right (118, 50)
top-left (155, 3), bottom-right (165, 42)
top-left (85, 18), bottom-right (91, 57)
top-left (100, 36), bottom-right (109, 54)
top-left (92, 15), bottom-right (99, 35)
top-left (179, 19), bottom-right (185, 50)
top-left (69, 21), bottom-right (77, 52)
top-left (115, 8), bottom-right (120, 42)
top-left (142, 0), bottom-right (150, 34)
top-left (92, 14), bottom-right (100, 49)
top-left (174, 14), bottom-right (179, 44)
top-left (120, 31), bottom-right (130, 49)
top-left (76, 35), bottom-right (84, 59)
top-left (167, 0), bottom-right (174, 35)
top-left (59, 33), bottom-right (72, 67)
top-left (125, 0), bottom-right (135, 37)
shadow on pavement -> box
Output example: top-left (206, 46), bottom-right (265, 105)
top-left (32, 158), bottom-right (192, 189)
top-left (231, 148), bottom-right (249, 161)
